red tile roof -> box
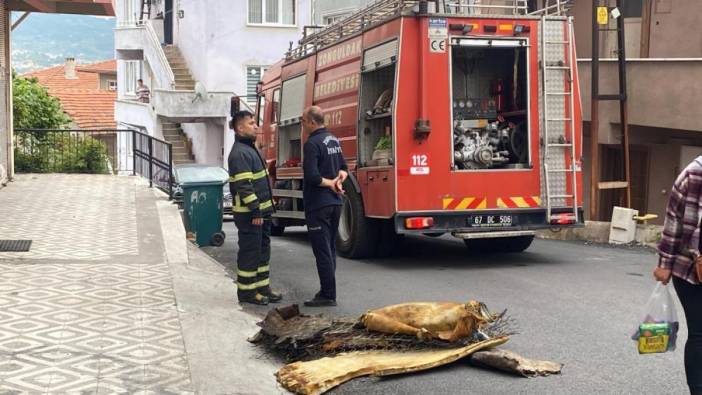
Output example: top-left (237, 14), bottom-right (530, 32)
top-left (24, 60), bottom-right (117, 129)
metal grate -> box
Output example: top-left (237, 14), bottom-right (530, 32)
top-left (0, 240), bottom-right (32, 252)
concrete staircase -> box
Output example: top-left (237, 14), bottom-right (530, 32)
top-left (162, 120), bottom-right (195, 165)
top-left (163, 45), bottom-right (196, 90)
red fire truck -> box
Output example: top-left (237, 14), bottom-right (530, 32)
top-left (251, 0), bottom-right (583, 258)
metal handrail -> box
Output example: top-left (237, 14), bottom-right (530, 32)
top-left (287, 0), bottom-right (571, 60)
top-left (142, 21), bottom-right (176, 89)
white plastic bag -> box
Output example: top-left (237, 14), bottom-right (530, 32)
top-left (631, 282), bottom-right (679, 353)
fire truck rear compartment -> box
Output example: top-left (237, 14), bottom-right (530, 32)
top-left (358, 64), bottom-right (396, 167)
top-left (451, 41), bottom-right (530, 171)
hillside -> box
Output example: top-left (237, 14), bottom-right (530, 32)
top-left (11, 12), bottom-right (115, 74)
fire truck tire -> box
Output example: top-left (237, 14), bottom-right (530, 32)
top-left (336, 183), bottom-right (379, 259)
top-left (463, 235), bottom-right (534, 253)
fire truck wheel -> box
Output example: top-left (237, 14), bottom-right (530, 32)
top-left (336, 183), bottom-right (379, 259)
top-left (463, 235), bottom-right (534, 253)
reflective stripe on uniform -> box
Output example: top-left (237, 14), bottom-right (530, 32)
top-left (252, 169), bottom-right (268, 180)
top-left (231, 172), bottom-right (254, 182)
top-left (258, 265), bottom-right (270, 273)
top-left (255, 278), bottom-right (270, 288)
top-left (237, 282), bottom-right (259, 290)
top-left (242, 193), bottom-right (258, 204)
top-left (259, 200), bottom-right (273, 210)
top-left (237, 269), bottom-right (257, 278)
top-left (237, 278), bottom-right (270, 290)
top-left (233, 206), bottom-right (251, 213)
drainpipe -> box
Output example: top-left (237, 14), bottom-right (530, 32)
top-left (414, 0), bottom-right (431, 141)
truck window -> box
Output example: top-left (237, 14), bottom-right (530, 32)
top-left (278, 75), bottom-right (307, 167)
top-left (272, 88), bottom-right (280, 124)
top-left (256, 95), bottom-right (265, 126)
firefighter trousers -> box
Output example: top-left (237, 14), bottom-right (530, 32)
top-left (306, 205), bottom-right (341, 300)
top-left (233, 214), bottom-right (272, 299)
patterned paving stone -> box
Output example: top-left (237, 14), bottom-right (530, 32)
top-left (0, 174), bottom-right (138, 260)
top-left (0, 175), bottom-right (194, 393)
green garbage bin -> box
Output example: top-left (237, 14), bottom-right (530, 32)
top-left (174, 164), bottom-right (230, 247)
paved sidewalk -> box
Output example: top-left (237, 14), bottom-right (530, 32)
top-left (0, 174), bottom-right (282, 394)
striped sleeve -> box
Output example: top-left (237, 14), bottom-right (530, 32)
top-left (657, 172), bottom-right (689, 269)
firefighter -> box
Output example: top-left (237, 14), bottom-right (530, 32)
top-left (228, 110), bottom-right (282, 305)
top-left (301, 106), bottom-right (348, 307)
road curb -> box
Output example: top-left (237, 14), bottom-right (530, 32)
top-left (155, 192), bottom-right (285, 394)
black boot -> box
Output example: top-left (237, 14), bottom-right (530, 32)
top-left (260, 289), bottom-right (283, 303)
top-left (239, 293), bottom-right (269, 305)
top-left (304, 293), bottom-right (336, 307)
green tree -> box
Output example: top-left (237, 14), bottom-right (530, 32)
top-left (12, 72), bottom-right (72, 129)
top-left (12, 72), bottom-right (111, 174)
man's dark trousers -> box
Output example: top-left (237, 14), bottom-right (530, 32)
top-left (233, 214), bottom-right (272, 299)
top-left (306, 205), bottom-right (341, 300)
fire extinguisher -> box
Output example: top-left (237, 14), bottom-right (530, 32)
top-left (491, 79), bottom-right (505, 113)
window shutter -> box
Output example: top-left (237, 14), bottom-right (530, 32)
top-left (247, 66), bottom-right (267, 105)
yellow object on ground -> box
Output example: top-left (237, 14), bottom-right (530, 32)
top-left (276, 336), bottom-right (508, 395)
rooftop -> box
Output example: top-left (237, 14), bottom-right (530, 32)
top-left (24, 59), bottom-right (117, 129)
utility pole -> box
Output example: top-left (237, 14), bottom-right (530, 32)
top-left (589, 0), bottom-right (631, 220)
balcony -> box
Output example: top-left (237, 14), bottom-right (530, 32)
top-left (152, 89), bottom-right (230, 122)
top-left (115, 99), bottom-right (157, 132)
top-left (115, 23), bottom-right (175, 90)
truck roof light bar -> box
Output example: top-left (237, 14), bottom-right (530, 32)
top-left (452, 38), bottom-right (525, 48)
top-left (514, 24), bottom-right (530, 34)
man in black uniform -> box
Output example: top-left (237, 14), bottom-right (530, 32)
top-left (301, 106), bottom-right (348, 307)
top-left (228, 111), bottom-right (282, 305)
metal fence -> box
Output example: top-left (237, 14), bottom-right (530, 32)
top-left (14, 128), bottom-right (173, 199)
top-left (132, 130), bottom-right (173, 199)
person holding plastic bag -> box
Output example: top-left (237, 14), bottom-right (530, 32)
top-left (653, 156), bottom-right (702, 395)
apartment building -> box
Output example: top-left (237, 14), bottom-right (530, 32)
top-left (114, 0), bottom-right (311, 169)
top-left (571, 0), bottom-right (702, 222)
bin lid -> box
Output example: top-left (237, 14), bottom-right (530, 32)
top-left (174, 164), bottom-right (229, 186)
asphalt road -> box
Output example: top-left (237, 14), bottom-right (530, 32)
top-left (203, 221), bottom-right (688, 394)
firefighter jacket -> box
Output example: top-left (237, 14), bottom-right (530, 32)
top-left (228, 135), bottom-right (274, 218)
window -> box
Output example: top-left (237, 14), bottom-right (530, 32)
top-left (124, 61), bottom-right (143, 96)
top-left (108, 80), bottom-right (118, 91)
top-left (248, 0), bottom-right (296, 26)
top-left (271, 89), bottom-right (280, 124)
top-left (119, 0), bottom-right (141, 26)
top-left (323, 13), bottom-right (350, 26)
top-left (246, 65), bottom-right (267, 105)
top-left (257, 95), bottom-right (266, 126)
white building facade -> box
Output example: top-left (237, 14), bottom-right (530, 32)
top-left (114, 0), bottom-right (312, 168)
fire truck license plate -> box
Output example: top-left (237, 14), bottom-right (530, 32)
top-left (467, 215), bottom-right (516, 228)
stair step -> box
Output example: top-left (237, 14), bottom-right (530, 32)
top-left (174, 159), bottom-right (195, 165)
